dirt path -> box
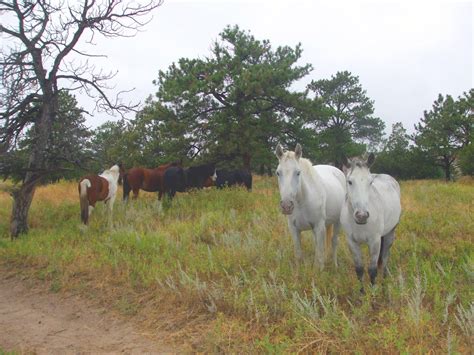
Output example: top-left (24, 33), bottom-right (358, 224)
top-left (0, 275), bottom-right (178, 354)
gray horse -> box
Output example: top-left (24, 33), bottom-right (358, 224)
top-left (341, 154), bottom-right (401, 289)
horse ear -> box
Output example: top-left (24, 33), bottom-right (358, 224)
top-left (275, 144), bottom-right (284, 159)
top-left (341, 155), bottom-right (351, 175)
top-left (294, 143), bottom-right (302, 160)
top-left (341, 155), bottom-right (350, 167)
top-left (367, 153), bottom-right (375, 167)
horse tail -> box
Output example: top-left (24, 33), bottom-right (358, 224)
top-left (122, 172), bottom-right (130, 201)
top-left (79, 179), bottom-right (91, 225)
top-left (378, 236), bottom-right (385, 268)
top-left (325, 224), bottom-right (333, 255)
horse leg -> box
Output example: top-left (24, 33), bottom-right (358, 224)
top-left (312, 222), bottom-right (326, 271)
top-left (106, 195), bottom-right (116, 228)
top-left (331, 223), bottom-right (341, 268)
top-left (123, 180), bottom-right (130, 202)
top-left (379, 230), bottom-right (395, 278)
top-left (88, 205), bottom-right (94, 218)
top-left (347, 235), bottom-right (364, 292)
top-left (368, 237), bottom-right (382, 286)
top-left (288, 220), bottom-right (303, 265)
top-left (132, 188), bottom-right (139, 200)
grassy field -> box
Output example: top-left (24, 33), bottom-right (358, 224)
top-left (0, 177), bottom-right (473, 352)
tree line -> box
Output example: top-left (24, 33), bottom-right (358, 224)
top-left (11, 25), bottom-right (470, 181)
top-left (1, 2), bottom-right (472, 239)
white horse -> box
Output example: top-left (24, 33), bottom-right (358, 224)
top-left (78, 164), bottom-right (121, 227)
top-left (340, 154), bottom-right (401, 288)
top-left (275, 144), bottom-right (346, 270)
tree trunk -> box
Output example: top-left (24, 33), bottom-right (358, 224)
top-left (10, 183), bottom-right (36, 238)
top-left (10, 98), bottom-right (55, 238)
top-left (243, 152), bottom-right (251, 171)
top-left (443, 156), bottom-right (451, 181)
top-left (444, 163), bottom-right (451, 181)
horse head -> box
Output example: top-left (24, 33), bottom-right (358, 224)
top-left (342, 153), bottom-right (375, 225)
top-left (107, 164), bottom-right (121, 184)
top-left (275, 143), bottom-right (304, 215)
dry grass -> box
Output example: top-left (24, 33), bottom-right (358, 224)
top-left (0, 177), bottom-right (473, 353)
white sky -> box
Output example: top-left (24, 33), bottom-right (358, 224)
top-left (66, 0), bottom-right (474, 134)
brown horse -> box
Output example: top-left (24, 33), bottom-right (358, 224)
top-left (78, 164), bottom-right (120, 225)
top-left (122, 161), bottom-right (181, 201)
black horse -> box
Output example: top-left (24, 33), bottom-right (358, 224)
top-left (216, 169), bottom-right (252, 191)
top-left (163, 166), bottom-right (186, 200)
top-left (185, 162), bottom-right (216, 189)
top-left (163, 162), bottom-right (216, 200)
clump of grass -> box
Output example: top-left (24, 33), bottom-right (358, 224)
top-left (455, 303), bottom-right (474, 342)
top-left (406, 273), bottom-right (426, 326)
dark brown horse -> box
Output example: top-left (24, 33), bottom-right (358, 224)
top-left (122, 162), bottom-right (181, 201)
top-left (162, 162), bottom-right (216, 201)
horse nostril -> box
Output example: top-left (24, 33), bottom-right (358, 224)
top-left (355, 210), bottom-right (369, 223)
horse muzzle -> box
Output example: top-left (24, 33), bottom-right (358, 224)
top-left (280, 200), bottom-right (294, 215)
top-left (354, 210), bottom-right (369, 225)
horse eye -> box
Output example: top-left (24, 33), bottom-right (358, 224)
top-left (276, 171), bottom-right (280, 176)
top-left (348, 180), bottom-right (353, 185)
top-left (296, 171), bottom-right (301, 176)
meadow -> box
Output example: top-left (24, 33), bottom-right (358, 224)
top-left (0, 177), bottom-right (473, 353)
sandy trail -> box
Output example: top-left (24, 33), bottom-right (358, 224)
top-left (0, 275), bottom-right (177, 354)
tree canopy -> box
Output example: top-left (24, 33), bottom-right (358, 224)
top-left (306, 71), bottom-right (385, 167)
top-left (414, 90), bottom-right (473, 180)
top-left (1, 91), bottom-right (92, 182)
top-left (147, 25), bottom-right (312, 169)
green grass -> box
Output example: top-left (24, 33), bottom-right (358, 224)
top-left (0, 177), bottom-right (473, 352)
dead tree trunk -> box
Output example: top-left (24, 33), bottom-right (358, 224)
top-left (10, 183), bottom-right (36, 238)
top-left (10, 100), bottom-right (54, 238)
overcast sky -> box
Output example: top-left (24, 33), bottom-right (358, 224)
top-left (78, 0), bottom-right (472, 135)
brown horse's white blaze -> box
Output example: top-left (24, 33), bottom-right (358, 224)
top-left (78, 165), bottom-right (120, 226)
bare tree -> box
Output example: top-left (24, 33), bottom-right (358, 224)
top-left (0, 0), bottom-right (163, 238)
